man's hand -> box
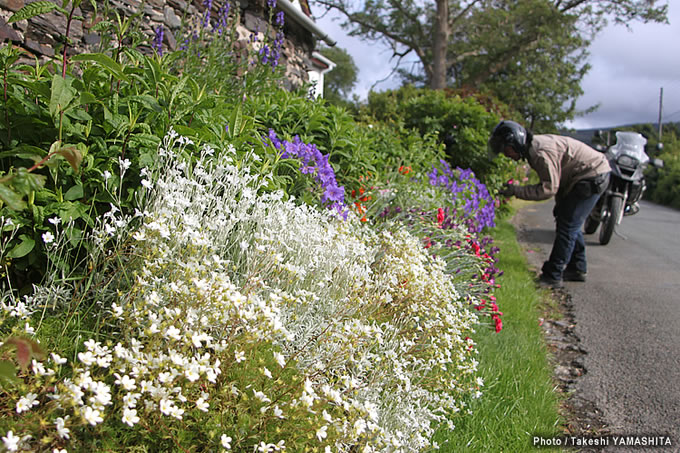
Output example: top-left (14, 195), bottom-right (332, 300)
top-left (499, 183), bottom-right (516, 198)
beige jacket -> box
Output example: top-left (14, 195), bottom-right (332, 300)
top-left (513, 134), bottom-right (611, 201)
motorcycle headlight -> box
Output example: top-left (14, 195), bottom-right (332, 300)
top-left (617, 154), bottom-right (638, 168)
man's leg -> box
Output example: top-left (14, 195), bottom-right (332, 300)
top-left (542, 191), bottom-right (601, 281)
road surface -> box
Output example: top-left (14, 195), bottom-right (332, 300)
top-left (514, 200), bottom-right (680, 452)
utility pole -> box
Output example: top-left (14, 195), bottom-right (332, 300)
top-left (658, 87), bottom-right (664, 139)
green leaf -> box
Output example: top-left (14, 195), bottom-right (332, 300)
top-left (12, 169), bottom-right (47, 194)
top-left (229, 103), bottom-right (244, 139)
top-left (79, 91), bottom-right (98, 105)
top-left (129, 95), bottom-right (163, 113)
top-left (0, 183), bottom-right (27, 211)
top-left (49, 75), bottom-right (77, 120)
top-left (7, 1), bottom-right (65, 23)
top-left (64, 184), bottom-right (84, 201)
top-left (0, 360), bottom-right (19, 387)
top-left (71, 53), bottom-right (129, 82)
top-left (59, 201), bottom-right (88, 223)
top-left (0, 145), bottom-right (47, 160)
top-left (6, 234), bottom-right (35, 258)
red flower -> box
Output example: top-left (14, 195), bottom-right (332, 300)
top-left (494, 315), bottom-right (503, 333)
top-left (437, 207), bottom-right (445, 226)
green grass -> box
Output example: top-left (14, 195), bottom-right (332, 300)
top-left (435, 212), bottom-right (564, 452)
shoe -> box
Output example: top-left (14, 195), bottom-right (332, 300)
top-left (563, 269), bottom-right (586, 282)
top-left (538, 273), bottom-right (563, 288)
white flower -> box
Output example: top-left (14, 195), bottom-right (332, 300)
top-left (48, 217), bottom-right (61, 225)
top-left (16, 392), bottom-right (39, 413)
top-left (221, 435), bottom-right (232, 449)
top-left (53, 449), bottom-right (67, 453)
top-left (234, 350), bottom-right (245, 363)
top-left (273, 352), bottom-right (286, 368)
top-left (51, 353), bottom-right (67, 365)
top-left (111, 303), bottom-right (124, 317)
top-left (165, 325), bottom-right (181, 340)
top-left (273, 405), bottom-right (284, 419)
top-left (195, 397), bottom-right (209, 412)
top-left (103, 170), bottom-right (112, 180)
top-left (122, 408), bottom-right (140, 426)
top-left (54, 416), bottom-right (70, 439)
top-left (2, 431), bottom-right (19, 452)
top-left (114, 373), bottom-right (136, 391)
top-left (184, 364), bottom-right (200, 382)
top-left (119, 158), bottom-right (131, 171)
top-left (159, 398), bottom-right (173, 415)
top-left (42, 231), bottom-right (55, 244)
top-left (262, 367), bottom-right (272, 379)
top-left (123, 392), bottom-right (140, 408)
top-left (24, 322), bottom-right (35, 335)
top-left (316, 425), bottom-right (328, 441)
top-left (258, 442), bottom-right (274, 452)
top-left (141, 179), bottom-right (152, 189)
top-left (83, 406), bottom-right (103, 425)
top-left (77, 351), bottom-right (96, 366)
top-left (253, 390), bottom-right (271, 404)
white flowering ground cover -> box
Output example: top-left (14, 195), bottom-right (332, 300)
top-left (0, 131), bottom-right (488, 452)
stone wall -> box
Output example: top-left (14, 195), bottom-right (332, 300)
top-left (0, 0), bottom-right (314, 89)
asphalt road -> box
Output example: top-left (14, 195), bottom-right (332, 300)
top-left (514, 200), bottom-right (680, 452)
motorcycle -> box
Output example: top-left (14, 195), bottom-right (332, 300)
top-left (584, 131), bottom-right (664, 245)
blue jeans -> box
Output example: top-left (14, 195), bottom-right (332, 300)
top-left (541, 184), bottom-right (604, 281)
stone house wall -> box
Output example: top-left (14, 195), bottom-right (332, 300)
top-left (0, 0), bottom-right (315, 89)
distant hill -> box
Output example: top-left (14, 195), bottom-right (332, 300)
top-left (559, 121), bottom-right (680, 147)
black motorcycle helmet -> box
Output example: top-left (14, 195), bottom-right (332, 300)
top-left (488, 120), bottom-right (531, 159)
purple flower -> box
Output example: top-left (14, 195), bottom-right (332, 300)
top-left (202, 0), bottom-right (214, 29)
top-left (153, 26), bottom-right (164, 56)
top-left (266, 130), bottom-right (347, 216)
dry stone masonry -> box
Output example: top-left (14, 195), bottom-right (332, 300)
top-left (0, 0), bottom-right (315, 90)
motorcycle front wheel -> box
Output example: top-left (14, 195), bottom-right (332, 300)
top-left (599, 196), bottom-right (623, 245)
top-left (584, 214), bottom-right (599, 234)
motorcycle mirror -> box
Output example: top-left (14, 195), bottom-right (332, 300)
top-left (651, 158), bottom-right (664, 169)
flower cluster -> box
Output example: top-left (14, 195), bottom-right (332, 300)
top-left (267, 129), bottom-right (347, 216)
top-left (428, 160), bottom-right (495, 233)
top-left (373, 167), bottom-right (503, 331)
top-left (0, 131), bottom-right (484, 452)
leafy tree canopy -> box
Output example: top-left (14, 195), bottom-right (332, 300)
top-left (312, 0), bottom-right (668, 128)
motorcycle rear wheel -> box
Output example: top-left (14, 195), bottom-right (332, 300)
top-left (599, 196), bottom-right (623, 245)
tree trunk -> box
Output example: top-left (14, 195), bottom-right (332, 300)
top-left (430, 0), bottom-right (449, 89)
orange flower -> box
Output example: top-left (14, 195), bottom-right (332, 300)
top-left (398, 165), bottom-right (411, 175)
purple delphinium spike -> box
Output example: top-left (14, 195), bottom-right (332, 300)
top-left (265, 130), bottom-right (347, 217)
top-left (202, 0), bottom-right (214, 29)
top-left (153, 26), bottom-right (164, 56)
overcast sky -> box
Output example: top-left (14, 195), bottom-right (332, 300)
top-left (315, 2), bottom-right (679, 131)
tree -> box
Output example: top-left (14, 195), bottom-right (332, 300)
top-left (317, 45), bottom-right (359, 106)
top-left (311, 0), bottom-right (668, 125)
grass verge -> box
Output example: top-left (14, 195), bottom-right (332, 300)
top-left (435, 209), bottom-right (564, 452)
